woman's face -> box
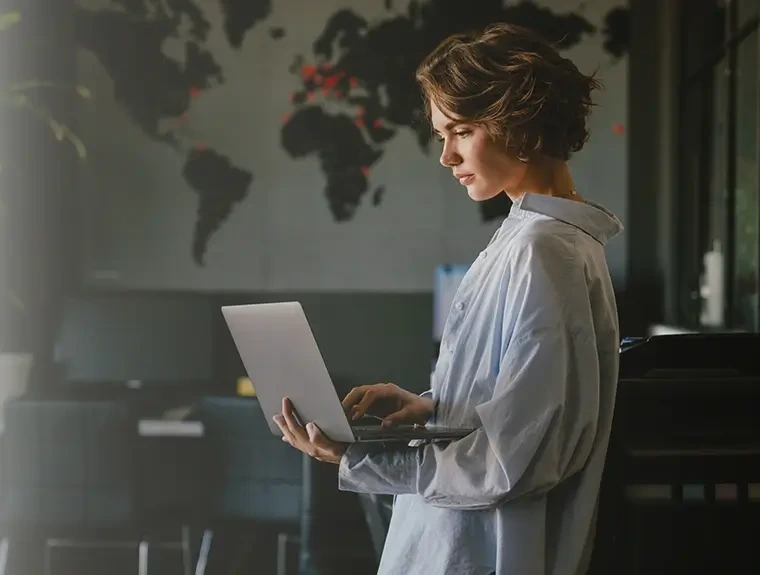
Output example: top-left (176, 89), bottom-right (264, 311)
top-left (431, 102), bottom-right (528, 202)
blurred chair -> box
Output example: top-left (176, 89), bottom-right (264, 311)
top-left (0, 398), bottom-right (138, 575)
top-left (193, 396), bottom-right (303, 575)
top-left (134, 412), bottom-right (212, 575)
top-left (300, 458), bottom-right (378, 575)
top-left (0, 398), bottom-right (209, 575)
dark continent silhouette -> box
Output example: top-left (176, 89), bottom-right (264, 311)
top-left (76, 1), bottom-right (262, 265)
top-left (183, 149), bottom-right (253, 266)
top-left (283, 0), bottom-right (597, 222)
top-left (219, 0), bottom-right (273, 48)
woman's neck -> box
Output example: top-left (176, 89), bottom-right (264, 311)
top-left (506, 157), bottom-right (581, 203)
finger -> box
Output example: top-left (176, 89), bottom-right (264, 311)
top-left (382, 405), bottom-right (416, 428)
top-left (341, 386), bottom-right (368, 411)
top-left (306, 422), bottom-right (328, 446)
top-left (282, 398), bottom-right (309, 441)
top-left (351, 386), bottom-right (391, 420)
top-left (273, 414), bottom-right (297, 444)
top-left (307, 423), bottom-right (342, 458)
top-left (282, 397), bottom-right (299, 428)
top-left (305, 421), bottom-right (318, 441)
top-left (284, 397), bottom-right (307, 427)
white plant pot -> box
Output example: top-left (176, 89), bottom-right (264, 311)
top-left (0, 352), bottom-right (33, 432)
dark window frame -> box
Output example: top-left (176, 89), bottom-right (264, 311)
top-left (674, 0), bottom-right (759, 331)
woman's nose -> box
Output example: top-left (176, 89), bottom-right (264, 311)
top-left (439, 144), bottom-right (460, 167)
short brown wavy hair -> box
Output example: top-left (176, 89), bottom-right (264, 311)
top-left (415, 23), bottom-right (602, 161)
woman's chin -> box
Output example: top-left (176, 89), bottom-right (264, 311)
top-left (467, 186), bottom-right (499, 202)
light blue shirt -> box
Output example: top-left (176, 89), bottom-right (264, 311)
top-left (338, 192), bottom-right (624, 575)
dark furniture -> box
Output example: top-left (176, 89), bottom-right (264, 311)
top-left (192, 397), bottom-right (303, 575)
top-left (299, 458), bottom-right (378, 575)
top-left (590, 334), bottom-right (760, 574)
top-left (0, 397), bottom-right (208, 575)
top-left (0, 394), bottom-right (379, 575)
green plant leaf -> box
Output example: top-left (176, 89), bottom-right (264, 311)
top-left (76, 85), bottom-right (92, 99)
top-left (48, 118), bottom-right (65, 141)
top-left (0, 11), bottom-right (21, 31)
top-left (8, 80), bottom-right (58, 92)
top-left (68, 130), bottom-right (88, 159)
top-left (7, 81), bottom-right (92, 100)
top-left (1, 93), bottom-right (88, 159)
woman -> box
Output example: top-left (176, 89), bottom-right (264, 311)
top-left (274, 22), bottom-right (623, 575)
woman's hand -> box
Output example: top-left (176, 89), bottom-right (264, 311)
top-left (273, 398), bottom-right (347, 465)
top-left (342, 383), bottom-right (435, 428)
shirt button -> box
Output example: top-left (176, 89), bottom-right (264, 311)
top-left (455, 301), bottom-right (465, 311)
top-left (481, 250), bottom-right (487, 258)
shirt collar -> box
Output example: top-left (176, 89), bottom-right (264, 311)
top-left (508, 192), bottom-right (624, 246)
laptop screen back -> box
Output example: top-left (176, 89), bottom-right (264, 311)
top-left (221, 302), bottom-right (356, 443)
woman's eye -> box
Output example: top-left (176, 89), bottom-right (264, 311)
top-left (434, 129), bottom-right (470, 142)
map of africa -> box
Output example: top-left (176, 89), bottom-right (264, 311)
top-left (74, 0), bottom-right (629, 291)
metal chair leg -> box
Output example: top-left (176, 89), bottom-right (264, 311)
top-left (181, 526), bottom-right (191, 575)
top-left (138, 541), bottom-right (149, 575)
top-left (35, 534), bottom-right (194, 575)
top-left (276, 533), bottom-right (301, 575)
top-left (277, 533), bottom-right (288, 575)
top-left (195, 530), bottom-right (212, 575)
top-left (43, 539), bottom-right (52, 575)
top-left (0, 538), bottom-right (9, 575)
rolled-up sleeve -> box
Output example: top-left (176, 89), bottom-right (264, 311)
top-left (339, 234), bottom-right (601, 510)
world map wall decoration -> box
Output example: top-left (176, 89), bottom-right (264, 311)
top-left (75, 0), bottom-right (628, 292)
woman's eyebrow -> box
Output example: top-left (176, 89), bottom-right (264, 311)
top-left (433, 121), bottom-right (461, 135)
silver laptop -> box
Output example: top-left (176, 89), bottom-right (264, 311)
top-left (221, 301), bottom-right (475, 443)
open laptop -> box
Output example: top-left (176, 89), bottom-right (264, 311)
top-left (221, 301), bottom-right (475, 443)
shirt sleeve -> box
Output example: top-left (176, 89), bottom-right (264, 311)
top-left (338, 233), bottom-right (603, 510)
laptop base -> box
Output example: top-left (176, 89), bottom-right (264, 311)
top-left (351, 425), bottom-right (475, 443)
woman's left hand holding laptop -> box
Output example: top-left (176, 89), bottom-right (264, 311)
top-left (273, 397), bottom-right (347, 465)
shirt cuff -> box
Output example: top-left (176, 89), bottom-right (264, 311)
top-left (338, 443), bottom-right (371, 491)
top-left (338, 442), bottom-right (419, 495)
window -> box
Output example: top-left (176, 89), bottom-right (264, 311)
top-left (675, 0), bottom-right (759, 331)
